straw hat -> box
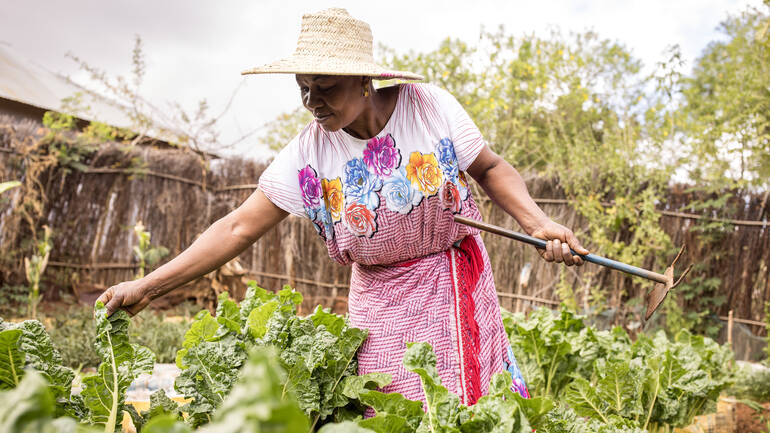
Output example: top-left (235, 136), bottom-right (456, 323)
top-left (241, 8), bottom-right (423, 81)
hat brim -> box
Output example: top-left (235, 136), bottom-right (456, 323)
top-left (241, 55), bottom-right (424, 81)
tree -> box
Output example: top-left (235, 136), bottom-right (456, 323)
top-left (680, 5), bottom-right (770, 189)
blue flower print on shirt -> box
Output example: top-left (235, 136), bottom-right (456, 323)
top-left (436, 138), bottom-right (459, 182)
top-left (382, 167), bottom-right (424, 214)
top-left (344, 157), bottom-right (383, 210)
top-left (505, 345), bottom-right (530, 399)
top-left (318, 201), bottom-right (335, 240)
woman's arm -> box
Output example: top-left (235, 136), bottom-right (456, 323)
top-left (97, 189), bottom-right (288, 315)
top-left (466, 146), bottom-right (588, 266)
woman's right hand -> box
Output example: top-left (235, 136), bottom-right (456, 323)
top-left (96, 279), bottom-right (155, 316)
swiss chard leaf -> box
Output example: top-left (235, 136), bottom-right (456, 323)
top-left (403, 342), bottom-right (461, 432)
top-left (81, 302), bottom-right (155, 432)
top-left (174, 334), bottom-right (246, 428)
top-left (0, 370), bottom-right (98, 433)
top-left (0, 329), bottom-right (24, 389)
top-left (197, 347), bottom-right (309, 433)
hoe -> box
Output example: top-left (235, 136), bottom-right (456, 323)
top-left (454, 215), bottom-right (691, 320)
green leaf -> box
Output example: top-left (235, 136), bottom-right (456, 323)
top-left (0, 371), bottom-right (99, 433)
top-left (124, 405), bottom-right (145, 433)
top-left (318, 421), bottom-right (377, 433)
top-left (141, 390), bottom-right (183, 422)
top-left (565, 377), bottom-right (610, 424)
top-left (175, 335), bottom-right (246, 428)
top-left (215, 293), bottom-right (241, 335)
top-left (0, 329), bottom-right (24, 389)
top-left (278, 285), bottom-right (304, 307)
top-left (340, 373), bottom-right (393, 400)
top-left (81, 302), bottom-right (155, 432)
top-left (175, 310), bottom-right (218, 369)
top-left (14, 321), bottom-right (75, 400)
top-left (402, 342), bottom-right (461, 432)
top-left (198, 347), bottom-right (309, 433)
top-left (246, 300), bottom-right (279, 340)
top-left (0, 181), bottom-right (21, 195)
top-left (238, 283), bottom-right (276, 324)
top-left (595, 360), bottom-right (643, 419)
top-left (141, 415), bottom-right (191, 433)
top-left (311, 306), bottom-right (347, 336)
top-left (357, 390), bottom-right (424, 432)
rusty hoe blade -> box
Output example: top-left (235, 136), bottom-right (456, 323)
top-left (644, 245), bottom-right (692, 320)
top-left (452, 216), bottom-right (692, 320)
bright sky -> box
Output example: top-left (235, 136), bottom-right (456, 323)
top-left (1, 0), bottom-right (763, 159)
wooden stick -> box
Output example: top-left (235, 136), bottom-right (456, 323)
top-left (496, 292), bottom-right (560, 306)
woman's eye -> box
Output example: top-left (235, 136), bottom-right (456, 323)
top-left (319, 85), bottom-right (335, 92)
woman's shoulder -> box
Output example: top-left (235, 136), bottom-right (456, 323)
top-left (398, 82), bottom-right (458, 113)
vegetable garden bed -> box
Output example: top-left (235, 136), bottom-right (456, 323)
top-left (0, 282), bottom-right (746, 433)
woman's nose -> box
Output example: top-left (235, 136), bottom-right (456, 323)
top-left (304, 89), bottom-right (322, 109)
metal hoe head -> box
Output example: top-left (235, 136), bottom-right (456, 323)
top-left (645, 245), bottom-right (692, 320)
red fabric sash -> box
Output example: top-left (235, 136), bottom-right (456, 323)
top-left (448, 236), bottom-right (483, 405)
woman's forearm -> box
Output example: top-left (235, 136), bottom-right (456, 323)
top-left (141, 215), bottom-right (253, 298)
top-left (468, 148), bottom-right (548, 234)
top-left (141, 190), bottom-right (287, 300)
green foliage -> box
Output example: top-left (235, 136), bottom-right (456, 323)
top-left (130, 311), bottom-right (189, 365)
top-left (261, 107), bottom-right (314, 151)
top-left (726, 363), bottom-right (770, 402)
top-left (0, 372), bottom-right (97, 433)
top-left (0, 291), bottom-right (739, 433)
top-left (80, 302), bottom-right (155, 432)
top-left (46, 305), bottom-right (100, 369)
top-left (133, 221), bottom-right (170, 279)
top-left (23, 225), bottom-right (52, 318)
top-left (0, 285), bottom-right (30, 318)
top-left (680, 5), bottom-right (770, 189)
top-left (0, 316), bottom-right (76, 403)
top-left (504, 307), bottom-right (734, 432)
top-left (0, 181), bottom-right (21, 195)
top-left (199, 347), bottom-right (310, 433)
top-left (172, 283), bottom-right (371, 429)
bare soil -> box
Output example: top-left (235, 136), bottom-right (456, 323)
top-left (735, 402), bottom-right (770, 433)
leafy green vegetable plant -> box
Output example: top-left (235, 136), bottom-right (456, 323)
top-left (505, 307), bottom-right (733, 433)
top-left (133, 221), bottom-right (169, 279)
top-left (24, 225), bottom-right (52, 318)
top-left (80, 302), bottom-right (155, 432)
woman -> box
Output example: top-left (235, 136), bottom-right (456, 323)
top-left (97, 8), bottom-right (587, 405)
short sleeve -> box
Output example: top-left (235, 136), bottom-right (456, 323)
top-left (431, 85), bottom-right (488, 171)
top-left (257, 136), bottom-right (306, 217)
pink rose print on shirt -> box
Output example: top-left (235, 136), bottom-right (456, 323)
top-left (363, 133), bottom-right (401, 177)
top-left (344, 202), bottom-right (377, 238)
top-left (440, 180), bottom-right (462, 214)
top-left (298, 165), bottom-right (322, 208)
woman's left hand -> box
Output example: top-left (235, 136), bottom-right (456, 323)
top-left (530, 220), bottom-right (589, 266)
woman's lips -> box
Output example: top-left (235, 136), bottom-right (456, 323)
top-left (314, 113), bottom-right (332, 123)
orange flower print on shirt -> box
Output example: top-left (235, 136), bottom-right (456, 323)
top-left (405, 151), bottom-right (443, 196)
top-left (322, 177), bottom-right (344, 222)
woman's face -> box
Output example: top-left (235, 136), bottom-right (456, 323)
top-left (295, 74), bottom-right (367, 131)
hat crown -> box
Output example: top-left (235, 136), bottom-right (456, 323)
top-left (295, 8), bottom-right (374, 63)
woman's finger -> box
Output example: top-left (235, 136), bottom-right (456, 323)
top-left (104, 291), bottom-right (124, 316)
top-left (552, 239), bottom-right (564, 263)
top-left (573, 255), bottom-right (584, 266)
top-left (562, 243), bottom-right (573, 266)
top-left (96, 288), bottom-right (113, 306)
top-left (125, 298), bottom-right (150, 317)
top-left (566, 230), bottom-right (589, 256)
top-left (544, 240), bottom-right (554, 261)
